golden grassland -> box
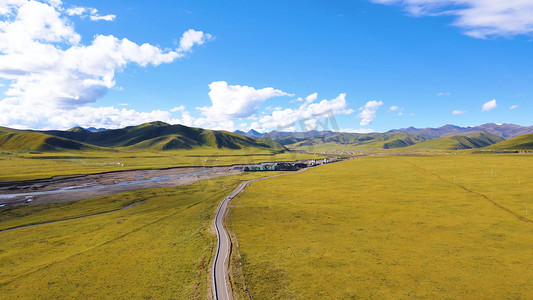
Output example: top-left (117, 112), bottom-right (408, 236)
top-left (0, 149), bottom-right (316, 182)
top-left (229, 154), bottom-right (533, 299)
top-left (0, 172), bottom-right (283, 299)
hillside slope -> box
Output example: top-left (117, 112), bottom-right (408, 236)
top-left (45, 122), bottom-right (286, 151)
top-left (487, 133), bottom-right (533, 150)
top-left (0, 122), bottom-right (287, 152)
top-left (0, 129), bottom-right (101, 152)
top-left (389, 123), bottom-right (533, 139)
top-left (401, 132), bottom-right (503, 151)
top-left (287, 132), bottom-right (428, 150)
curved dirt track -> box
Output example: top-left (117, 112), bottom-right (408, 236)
top-left (212, 168), bottom-right (310, 300)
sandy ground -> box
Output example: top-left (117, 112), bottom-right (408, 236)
top-left (0, 166), bottom-right (245, 206)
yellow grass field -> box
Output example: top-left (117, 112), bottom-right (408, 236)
top-left (229, 154), bottom-right (533, 299)
top-left (0, 149), bottom-right (316, 182)
top-left (0, 172), bottom-right (282, 298)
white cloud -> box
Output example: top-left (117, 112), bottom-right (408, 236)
top-left (66, 6), bottom-right (116, 22)
top-left (0, 0), bottom-right (212, 129)
top-left (258, 93), bottom-right (354, 131)
top-left (302, 92), bottom-right (317, 106)
top-left (90, 14), bottom-right (115, 22)
top-left (371, 0), bottom-right (533, 38)
top-left (65, 7), bottom-right (86, 16)
top-left (0, 104), bottom-right (180, 130)
top-left (178, 29), bottom-right (213, 52)
top-left (170, 105), bottom-right (185, 112)
top-left (452, 110), bottom-right (467, 115)
top-left (198, 81), bottom-right (292, 121)
top-left (481, 99), bottom-right (497, 112)
top-left (357, 100), bottom-right (383, 126)
top-left (341, 128), bottom-right (376, 133)
top-left (436, 91), bottom-right (450, 96)
top-left (389, 105), bottom-right (404, 115)
top-left (509, 105), bottom-right (519, 110)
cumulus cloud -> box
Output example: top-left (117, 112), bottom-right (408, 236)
top-left (198, 81), bottom-right (293, 121)
top-left (65, 6), bottom-right (116, 21)
top-left (509, 105), bottom-right (519, 110)
top-left (0, 0), bottom-right (211, 129)
top-left (357, 100), bottom-right (383, 126)
top-left (301, 93), bottom-right (317, 106)
top-left (170, 105), bottom-right (185, 112)
top-left (173, 89), bottom-right (354, 132)
top-left (371, 0), bottom-right (533, 38)
top-left (341, 128), bottom-right (376, 133)
top-left (258, 93), bottom-right (354, 131)
top-left (452, 110), bottom-right (467, 115)
top-left (388, 105), bottom-right (404, 115)
top-left (0, 104), bottom-right (183, 130)
top-left (178, 29), bottom-right (213, 52)
top-left (482, 99), bottom-right (497, 112)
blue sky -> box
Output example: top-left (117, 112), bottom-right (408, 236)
top-left (0, 0), bottom-right (532, 132)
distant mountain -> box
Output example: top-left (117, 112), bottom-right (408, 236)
top-left (487, 133), bottom-right (533, 150)
top-left (401, 132), bottom-right (504, 151)
top-left (285, 132), bottom-right (428, 151)
top-left (389, 123), bottom-right (533, 139)
top-left (261, 130), bottom-right (336, 145)
top-left (233, 129), bottom-right (265, 138)
top-left (86, 127), bottom-right (108, 132)
top-left (247, 129), bottom-right (264, 137)
top-left (258, 123), bottom-right (532, 151)
top-left (0, 122), bottom-right (287, 153)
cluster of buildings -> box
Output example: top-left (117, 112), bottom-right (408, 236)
top-left (243, 158), bottom-right (336, 172)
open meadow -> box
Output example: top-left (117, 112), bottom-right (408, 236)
top-left (229, 154), bottom-right (533, 299)
top-left (0, 172), bottom-right (284, 298)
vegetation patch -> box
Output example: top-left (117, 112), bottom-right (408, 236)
top-left (0, 172), bottom-right (282, 298)
top-left (230, 155), bottom-right (533, 298)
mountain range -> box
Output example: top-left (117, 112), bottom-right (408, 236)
top-left (388, 123), bottom-right (533, 139)
top-left (251, 123), bottom-right (533, 151)
top-left (1, 122), bottom-right (532, 153)
top-left (0, 122), bottom-right (286, 153)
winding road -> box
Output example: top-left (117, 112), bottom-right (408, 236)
top-left (211, 169), bottom-right (310, 300)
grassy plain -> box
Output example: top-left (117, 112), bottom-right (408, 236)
top-left (0, 149), bottom-right (315, 182)
top-left (0, 172), bottom-right (282, 298)
top-left (230, 154), bottom-right (533, 299)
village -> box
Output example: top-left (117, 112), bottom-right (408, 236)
top-left (243, 157), bottom-right (341, 172)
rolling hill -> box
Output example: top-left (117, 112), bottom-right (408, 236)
top-left (389, 123), bottom-right (533, 139)
top-left (0, 122), bottom-right (287, 153)
top-left (487, 133), bottom-right (533, 150)
top-left (0, 128), bottom-right (101, 152)
top-left (285, 132), bottom-right (428, 151)
top-left (400, 132), bottom-right (504, 151)
top-left (256, 123), bottom-right (532, 151)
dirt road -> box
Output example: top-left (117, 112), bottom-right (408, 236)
top-left (212, 168), bottom-right (310, 300)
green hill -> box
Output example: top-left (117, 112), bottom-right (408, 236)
top-left (45, 121), bottom-right (286, 151)
top-left (401, 132), bottom-right (503, 151)
top-left (0, 122), bottom-right (287, 153)
top-left (487, 133), bottom-right (533, 150)
top-left (287, 132), bottom-right (427, 151)
top-left (0, 131), bottom-right (100, 152)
